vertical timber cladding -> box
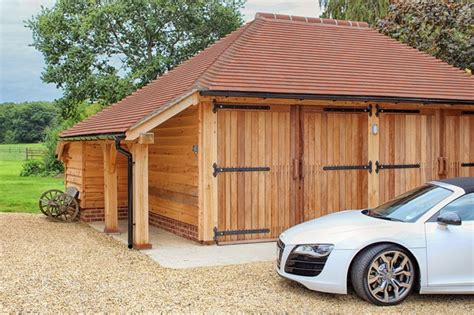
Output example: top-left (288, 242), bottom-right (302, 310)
top-left (215, 104), bottom-right (293, 241)
top-left (377, 106), bottom-right (440, 204)
top-left (444, 110), bottom-right (474, 177)
top-left (302, 106), bottom-right (369, 220)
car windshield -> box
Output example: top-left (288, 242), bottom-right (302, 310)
top-left (365, 184), bottom-right (452, 223)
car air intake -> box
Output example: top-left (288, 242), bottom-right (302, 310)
top-left (277, 239), bottom-right (285, 269)
top-left (284, 252), bottom-right (328, 277)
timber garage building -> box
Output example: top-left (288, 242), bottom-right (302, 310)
top-left (57, 13), bottom-right (474, 248)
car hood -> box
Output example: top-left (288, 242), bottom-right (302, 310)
top-left (279, 210), bottom-right (424, 250)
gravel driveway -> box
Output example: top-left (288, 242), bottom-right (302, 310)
top-left (1, 213), bottom-right (472, 313)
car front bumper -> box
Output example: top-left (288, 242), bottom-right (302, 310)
top-left (277, 243), bottom-right (357, 294)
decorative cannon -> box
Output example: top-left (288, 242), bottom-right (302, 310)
top-left (39, 187), bottom-right (80, 222)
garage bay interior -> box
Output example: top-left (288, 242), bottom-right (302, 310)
top-left (56, 13), bottom-right (474, 248)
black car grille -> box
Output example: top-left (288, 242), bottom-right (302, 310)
top-left (277, 239), bottom-right (285, 269)
top-left (284, 252), bottom-right (328, 277)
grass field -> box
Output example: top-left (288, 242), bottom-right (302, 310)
top-left (0, 144), bottom-right (64, 213)
top-left (0, 143), bottom-right (45, 160)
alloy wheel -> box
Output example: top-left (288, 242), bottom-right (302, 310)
top-left (367, 250), bottom-right (414, 304)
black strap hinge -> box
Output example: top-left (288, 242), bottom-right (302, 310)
top-left (213, 227), bottom-right (270, 243)
top-left (375, 105), bottom-right (420, 116)
top-left (213, 163), bottom-right (271, 177)
top-left (461, 162), bottom-right (474, 167)
top-left (375, 161), bottom-right (420, 173)
top-left (324, 104), bottom-right (372, 116)
top-left (323, 161), bottom-right (372, 173)
top-left (213, 102), bottom-right (271, 113)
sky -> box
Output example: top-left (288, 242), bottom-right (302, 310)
top-left (0, 0), bottom-right (320, 103)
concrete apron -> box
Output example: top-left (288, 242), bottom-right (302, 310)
top-left (88, 220), bottom-right (276, 269)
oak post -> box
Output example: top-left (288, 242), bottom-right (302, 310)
top-left (102, 143), bottom-right (119, 234)
top-left (368, 110), bottom-right (380, 208)
top-left (131, 137), bottom-right (152, 249)
top-left (198, 100), bottom-right (218, 242)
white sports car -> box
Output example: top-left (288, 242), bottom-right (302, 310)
top-left (277, 177), bottom-right (474, 306)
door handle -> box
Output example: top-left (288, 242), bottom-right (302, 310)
top-left (299, 160), bottom-right (304, 179)
top-left (437, 157), bottom-right (447, 176)
top-left (292, 159), bottom-right (299, 180)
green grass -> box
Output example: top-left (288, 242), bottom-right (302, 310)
top-left (0, 160), bottom-right (64, 213)
top-left (0, 143), bottom-right (45, 160)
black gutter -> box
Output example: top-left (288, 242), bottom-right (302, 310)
top-left (200, 90), bottom-right (474, 105)
top-left (114, 135), bottom-right (134, 249)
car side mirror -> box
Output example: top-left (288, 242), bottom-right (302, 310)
top-left (437, 212), bottom-right (462, 226)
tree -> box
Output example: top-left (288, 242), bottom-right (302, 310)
top-left (27, 0), bottom-right (245, 121)
top-left (0, 104), bottom-right (16, 143)
top-left (13, 103), bottom-right (58, 143)
top-left (378, 0), bottom-right (473, 72)
top-left (319, 0), bottom-right (390, 25)
top-left (0, 102), bottom-right (58, 144)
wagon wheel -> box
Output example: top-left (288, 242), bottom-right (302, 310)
top-left (57, 193), bottom-right (80, 222)
top-left (39, 189), bottom-right (64, 217)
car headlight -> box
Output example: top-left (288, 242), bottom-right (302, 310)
top-left (292, 244), bottom-right (334, 258)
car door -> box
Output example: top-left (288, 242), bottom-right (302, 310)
top-left (425, 193), bottom-right (474, 289)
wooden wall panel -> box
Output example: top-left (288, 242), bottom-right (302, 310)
top-left (378, 110), bottom-right (439, 204)
top-left (148, 105), bottom-right (199, 226)
top-left (302, 108), bottom-right (369, 220)
top-left (445, 111), bottom-right (474, 177)
top-left (81, 142), bottom-right (128, 209)
top-left (64, 142), bottom-right (84, 206)
top-left (216, 105), bottom-right (292, 241)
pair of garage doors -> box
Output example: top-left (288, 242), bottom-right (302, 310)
top-left (214, 104), bottom-right (474, 242)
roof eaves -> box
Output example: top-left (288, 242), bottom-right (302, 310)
top-left (59, 133), bottom-right (125, 141)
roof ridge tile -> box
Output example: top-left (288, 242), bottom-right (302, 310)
top-left (255, 12), bottom-right (369, 28)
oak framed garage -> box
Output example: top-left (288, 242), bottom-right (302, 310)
top-left (57, 13), bottom-right (474, 248)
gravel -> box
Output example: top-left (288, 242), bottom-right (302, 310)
top-left (1, 213), bottom-right (472, 313)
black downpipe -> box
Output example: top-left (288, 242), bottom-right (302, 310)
top-left (114, 136), bottom-right (133, 249)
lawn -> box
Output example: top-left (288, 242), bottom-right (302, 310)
top-left (0, 145), bottom-right (64, 213)
top-left (0, 143), bottom-right (45, 160)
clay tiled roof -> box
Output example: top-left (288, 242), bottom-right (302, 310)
top-left (61, 12), bottom-right (474, 138)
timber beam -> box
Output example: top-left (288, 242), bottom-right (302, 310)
top-left (131, 142), bottom-right (152, 249)
top-left (102, 143), bottom-right (119, 234)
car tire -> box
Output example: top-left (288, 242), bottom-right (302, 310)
top-left (350, 244), bottom-right (416, 306)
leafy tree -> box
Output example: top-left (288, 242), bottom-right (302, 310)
top-left (13, 103), bottom-right (58, 143)
top-left (0, 102), bottom-right (57, 144)
top-left (319, 0), bottom-right (390, 25)
top-left (0, 104), bottom-right (16, 143)
top-left (378, 0), bottom-right (473, 72)
top-left (26, 0), bottom-right (245, 120)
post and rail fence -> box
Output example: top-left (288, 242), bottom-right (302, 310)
top-left (0, 146), bottom-right (46, 161)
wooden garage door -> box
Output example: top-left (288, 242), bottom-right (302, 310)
top-left (302, 107), bottom-right (369, 221)
top-left (216, 105), bottom-right (293, 241)
top-left (377, 108), bottom-right (440, 204)
top-left (444, 110), bottom-right (474, 177)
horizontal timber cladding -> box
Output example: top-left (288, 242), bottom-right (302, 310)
top-left (378, 108), bottom-right (440, 204)
top-left (216, 104), bottom-right (293, 242)
top-left (148, 105), bottom-right (199, 228)
top-left (63, 142), bottom-right (84, 202)
top-left (81, 142), bottom-right (128, 210)
top-left (302, 106), bottom-right (369, 221)
top-left (444, 110), bottom-right (474, 177)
